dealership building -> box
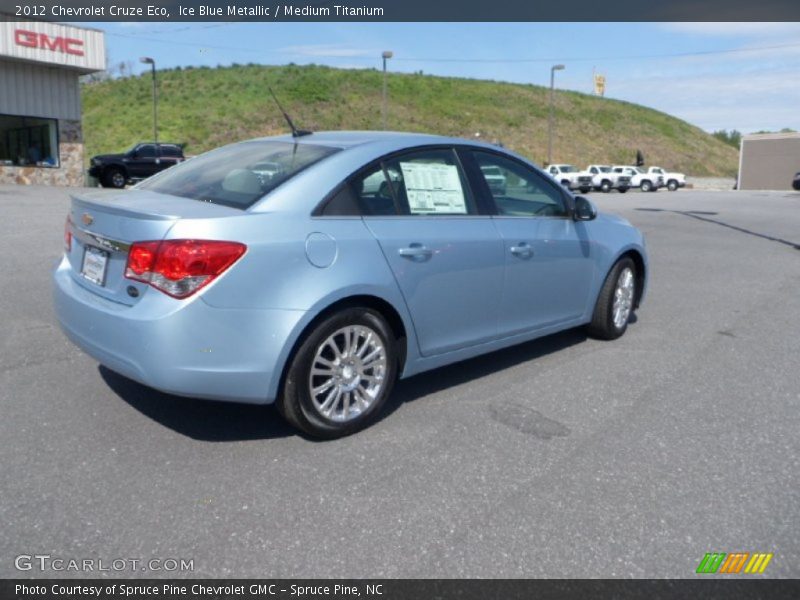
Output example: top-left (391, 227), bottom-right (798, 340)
top-left (0, 20), bottom-right (105, 186)
top-left (738, 132), bottom-right (800, 191)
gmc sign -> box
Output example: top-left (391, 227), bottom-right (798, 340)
top-left (14, 29), bottom-right (85, 57)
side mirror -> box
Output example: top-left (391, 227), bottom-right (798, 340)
top-left (573, 196), bottom-right (597, 221)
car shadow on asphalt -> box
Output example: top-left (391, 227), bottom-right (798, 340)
top-left (379, 328), bottom-right (589, 423)
top-left (635, 207), bottom-right (800, 250)
top-left (99, 366), bottom-right (297, 441)
top-left (99, 327), bottom-right (590, 443)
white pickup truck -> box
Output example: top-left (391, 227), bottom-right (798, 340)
top-left (611, 166), bottom-right (664, 192)
top-left (547, 164), bottom-right (594, 194)
top-left (586, 165), bottom-right (632, 193)
top-left (647, 166), bottom-right (686, 191)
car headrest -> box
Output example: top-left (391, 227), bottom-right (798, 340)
top-left (222, 169), bottom-right (262, 195)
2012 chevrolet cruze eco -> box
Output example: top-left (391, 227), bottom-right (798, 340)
top-left (54, 132), bottom-right (648, 438)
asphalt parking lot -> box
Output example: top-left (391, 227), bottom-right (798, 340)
top-left (1, 183), bottom-right (798, 578)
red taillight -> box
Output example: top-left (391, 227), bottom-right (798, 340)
top-left (127, 241), bottom-right (159, 276)
top-left (125, 239), bottom-right (246, 299)
top-left (64, 215), bottom-right (72, 252)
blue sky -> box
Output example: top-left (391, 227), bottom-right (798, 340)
top-left (87, 22), bottom-right (800, 134)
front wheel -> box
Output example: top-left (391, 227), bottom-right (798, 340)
top-left (600, 180), bottom-right (612, 193)
top-left (667, 179), bottom-right (679, 191)
top-left (580, 187), bottom-right (591, 194)
top-left (618, 187), bottom-right (629, 194)
top-left (640, 180), bottom-right (652, 193)
top-left (587, 257), bottom-right (637, 340)
top-left (102, 167), bottom-right (126, 189)
top-left (278, 308), bottom-right (398, 439)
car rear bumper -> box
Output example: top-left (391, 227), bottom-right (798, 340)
top-left (52, 257), bottom-right (305, 405)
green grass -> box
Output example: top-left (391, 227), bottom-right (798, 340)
top-left (82, 63), bottom-right (738, 177)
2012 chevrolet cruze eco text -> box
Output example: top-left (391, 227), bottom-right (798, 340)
top-left (53, 132), bottom-right (648, 438)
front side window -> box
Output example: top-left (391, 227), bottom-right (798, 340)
top-left (472, 151), bottom-right (568, 218)
top-left (138, 141), bottom-right (340, 209)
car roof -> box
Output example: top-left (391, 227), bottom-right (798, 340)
top-left (249, 130), bottom-right (506, 153)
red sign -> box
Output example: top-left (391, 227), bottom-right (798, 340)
top-left (14, 29), bottom-right (85, 57)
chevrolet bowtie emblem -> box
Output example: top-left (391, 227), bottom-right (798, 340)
top-left (81, 213), bottom-right (94, 226)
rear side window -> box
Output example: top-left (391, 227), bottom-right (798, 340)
top-left (160, 145), bottom-right (182, 158)
top-left (383, 148), bottom-right (476, 216)
top-left (137, 141), bottom-right (340, 209)
top-left (321, 148), bottom-right (476, 217)
top-left (352, 164), bottom-right (401, 216)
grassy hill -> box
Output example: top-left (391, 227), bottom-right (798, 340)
top-left (81, 64), bottom-right (738, 177)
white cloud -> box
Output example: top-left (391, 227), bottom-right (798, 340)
top-left (660, 22), bottom-right (799, 37)
top-left (279, 44), bottom-right (375, 58)
top-left (606, 67), bottom-right (800, 132)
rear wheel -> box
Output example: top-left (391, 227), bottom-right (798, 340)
top-left (618, 187), bottom-right (629, 194)
top-left (278, 308), bottom-right (398, 439)
top-left (102, 167), bottom-right (126, 189)
top-left (580, 187), bottom-right (591, 194)
top-left (587, 257), bottom-right (637, 340)
top-left (640, 180), bottom-right (653, 193)
top-left (667, 179), bottom-right (679, 191)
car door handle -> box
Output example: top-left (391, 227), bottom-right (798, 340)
top-left (398, 244), bottom-right (433, 259)
top-left (510, 243), bottom-right (534, 258)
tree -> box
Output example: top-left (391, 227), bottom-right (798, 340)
top-left (711, 129), bottom-right (741, 148)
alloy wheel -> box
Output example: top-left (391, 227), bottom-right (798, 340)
top-left (308, 325), bottom-right (387, 423)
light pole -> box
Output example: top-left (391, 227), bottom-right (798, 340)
top-left (140, 57), bottom-right (158, 145)
top-left (381, 50), bottom-right (393, 130)
top-left (547, 64), bottom-right (565, 166)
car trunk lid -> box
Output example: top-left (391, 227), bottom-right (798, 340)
top-left (66, 189), bottom-right (241, 305)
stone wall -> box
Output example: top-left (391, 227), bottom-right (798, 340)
top-left (0, 119), bottom-right (86, 187)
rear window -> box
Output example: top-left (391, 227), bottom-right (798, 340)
top-left (137, 141), bottom-right (340, 209)
top-left (159, 145), bottom-right (183, 157)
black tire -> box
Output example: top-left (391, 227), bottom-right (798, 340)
top-left (600, 180), bottom-right (612, 193)
top-left (618, 187), bottom-right (629, 194)
top-left (560, 179), bottom-right (571, 189)
top-left (640, 180), bottom-right (652, 193)
top-left (586, 257), bottom-right (637, 341)
top-left (580, 187), bottom-right (591, 194)
top-left (667, 179), bottom-right (679, 191)
top-left (102, 167), bottom-right (126, 189)
top-left (277, 307), bottom-right (398, 439)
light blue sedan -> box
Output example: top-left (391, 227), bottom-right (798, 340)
top-left (53, 132), bottom-right (647, 438)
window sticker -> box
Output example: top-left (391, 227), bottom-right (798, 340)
top-left (399, 162), bottom-right (467, 214)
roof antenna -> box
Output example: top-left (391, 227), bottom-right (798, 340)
top-left (268, 87), bottom-right (312, 138)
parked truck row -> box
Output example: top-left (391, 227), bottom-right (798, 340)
top-left (546, 163), bottom-right (687, 193)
